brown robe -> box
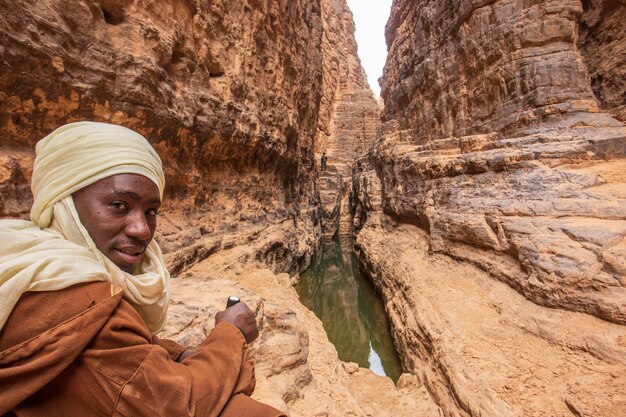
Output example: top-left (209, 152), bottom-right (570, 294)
top-left (0, 282), bottom-right (285, 417)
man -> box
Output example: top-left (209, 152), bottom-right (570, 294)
top-left (0, 122), bottom-right (285, 417)
top-left (320, 152), bottom-right (327, 171)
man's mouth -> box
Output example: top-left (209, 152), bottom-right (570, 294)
top-left (117, 248), bottom-right (143, 256)
top-left (114, 247), bottom-right (146, 265)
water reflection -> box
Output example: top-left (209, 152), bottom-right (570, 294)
top-left (296, 237), bottom-right (403, 382)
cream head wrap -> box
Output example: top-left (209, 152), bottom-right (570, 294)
top-left (0, 121), bottom-right (170, 333)
top-left (31, 121), bottom-right (165, 228)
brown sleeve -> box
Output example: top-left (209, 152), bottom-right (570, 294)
top-left (151, 335), bottom-right (186, 361)
top-left (0, 283), bottom-right (122, 414)
top-left (114, 314), bottom-right (276, 417)
top-left (5, 290), bottom-right (280, 417)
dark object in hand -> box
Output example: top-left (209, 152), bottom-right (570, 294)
top-left (226, 296), bottom-right (240, 308)
top-left (215, 299), bottom-right (259, 344)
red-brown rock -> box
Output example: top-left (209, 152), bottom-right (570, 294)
top-left (353, 0), bottom-right (626, 416)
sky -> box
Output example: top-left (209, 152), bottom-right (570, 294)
top-left (346, 0), bottom-right (394, 97)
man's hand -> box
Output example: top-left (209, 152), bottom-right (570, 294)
top-left (215, 302), bottom-right (259, 344)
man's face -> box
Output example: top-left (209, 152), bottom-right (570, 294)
top-left (73, 174), bottom-right (161, 273)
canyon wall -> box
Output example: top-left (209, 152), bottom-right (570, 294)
top-left (381, 0), bottom-right (623, 139)
top-left (0, 1), bottom-right (426, 416)
top-left (578, 0), bottom-right (626, 122)
top-left (0, 0), bottom-right (325, 275)
top-left (354, 0), bottom-right (626, 416)
top-left (316, 1), bottom-right (380, 238)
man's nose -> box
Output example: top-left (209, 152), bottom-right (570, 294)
top-left (125, 211), bottom-right (151, 241)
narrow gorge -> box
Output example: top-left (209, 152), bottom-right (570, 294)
top-left (1, 0), bottom-right (625, 416)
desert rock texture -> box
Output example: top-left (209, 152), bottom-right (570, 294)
top-left (353, 0), bottom-right (626, 416)
top-left (1, 0), bottom-right (625, 416)
top-left (315, 1), bottom-right (380, 238)
top-left (0, 0), bottom-right (324, 276)
top-left (0, 0), bottom-right (431, 416)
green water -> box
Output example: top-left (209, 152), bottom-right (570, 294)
top-left (296, 237), bottom-right (403, 382)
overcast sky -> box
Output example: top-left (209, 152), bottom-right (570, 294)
top-left (346, 0), bottom-right (393, 97)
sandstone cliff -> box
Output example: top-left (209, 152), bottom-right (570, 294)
top-left (0, 1), bottom-right (425, 416)
top-left (0, 0), bottom-right (324, 275)
top-left (578, 0), bottom-right (626, 122)
top-left (315, 0), bottom-right (380, 238)
top-left (353, 0), bottom-right (626, 416)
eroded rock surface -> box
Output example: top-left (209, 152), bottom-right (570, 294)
top-left (355, 217), bottom-right (626, 417)
top-left (0, 0), bottom-right (324, 274)
top-left (162, 267), bottom-right (442, 417)
top-left (369, 0), bottom-right (626, 324)
top-left (381, 0), bottom-right (618, 138)
top-left (358, 125), bottom-right (626, 324)
top-left (0, 1), bottom-right (430, 415)
top-left (315, 0), bottom-right (380, 238)
top-left (353, 0), bottom-right (626, 415)
top-left (578, 0), bottom-right (626, 122)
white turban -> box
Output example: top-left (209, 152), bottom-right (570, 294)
top-left (0, 121), bottom-right (170, 333)
top-left (31, 121), bottom-right (165, 228)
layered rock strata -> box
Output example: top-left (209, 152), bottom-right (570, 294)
top-left (315, 0), bottom-right (380, 238)
top-left (353, 0), bottom-right (626, 415)
top-left (0, 1), bottom-right (429, 415)
top-left (578, 0), bottom-right (626, 122)
top-left (354, 213), bottom-right (626, 417)
top-left (381, 0), bottom-right (620, 139)
top-left (0, 0), bottom-right (325, 274)
top-left (375, 0), bottom-right (626, 326)
top-left (359, 125), bottom-right (626, 324)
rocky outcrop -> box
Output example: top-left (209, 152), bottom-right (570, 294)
top-left (315, 0), bottom-right (380, 238)
top-left (0, 0), bottom-right (324, 274)
top-left (578, 0), bottom-right (626, 122)
top-left (353, 0), bottom-right (626, 415)
top-left (371, 0), bottom-right (626, 325)
top-left (162, 264), bottom-right (443, 417)
top-left (0, 1), bottom-right (434, 416)
top-left (381, 0), bottom-right (616, 139)
top-left (359, 124), bottom-right (626, 324)
top-left (354, 215), bottom-right (626, 417)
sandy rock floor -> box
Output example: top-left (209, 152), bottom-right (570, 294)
top-left (161, 259), bottom-right (442, 417)
top-left (356, 219), bottom-right (626, 417)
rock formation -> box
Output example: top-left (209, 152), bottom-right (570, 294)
top-left (0, 0), bottom-right (428, 416)
top-left (315, 1), bottom-right (380, 238)
top-left (3, 0), bottom-right (625, 416)
top-left (164, 265), bottom-right (441, 417)
top-left (353, 0), bottom-right (626, 416)
top-left (578, 0), bottom-right (626, 122)
top-left (0, 0), bottom-right (324, 275)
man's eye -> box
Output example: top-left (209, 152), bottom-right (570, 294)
top-left (110, 201), bottom-right (127, 210)
top-left (147, 208), bottom-right (159, 216)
